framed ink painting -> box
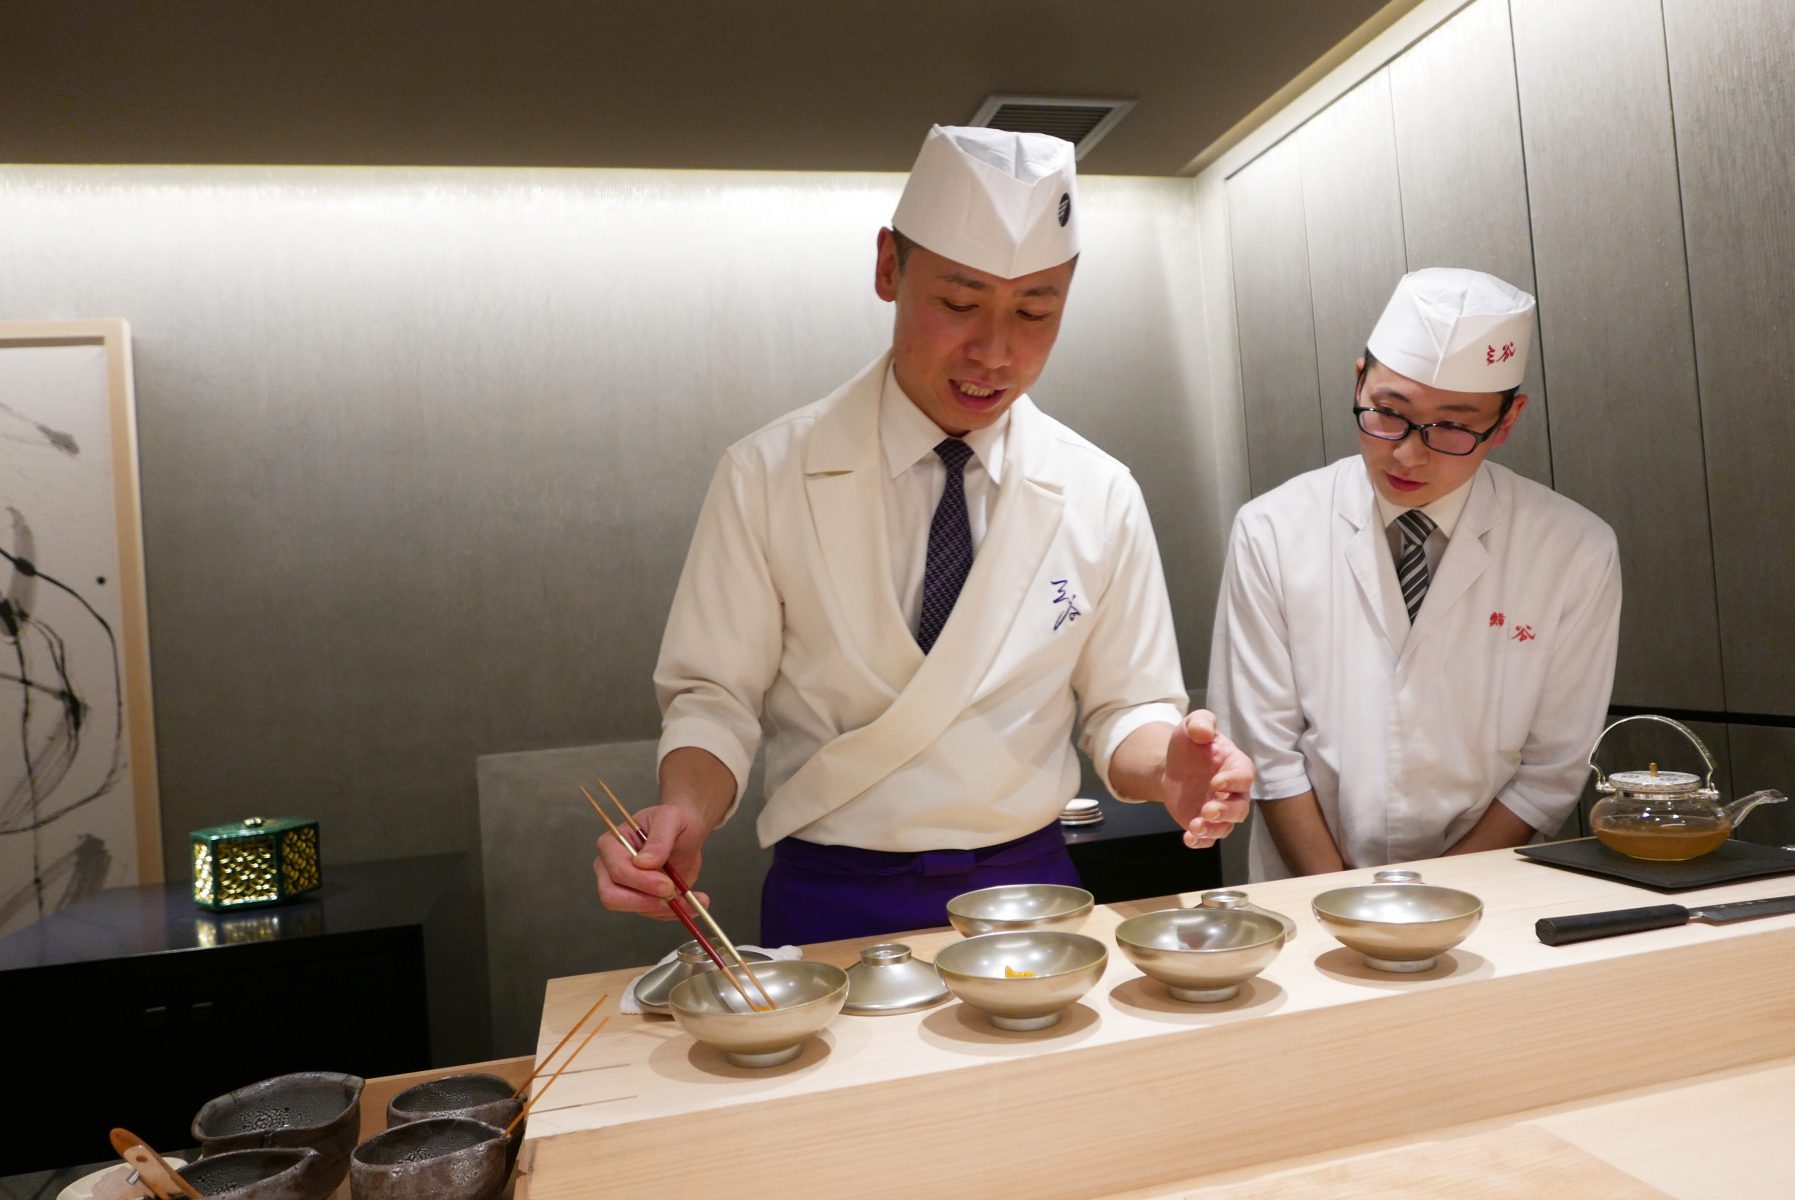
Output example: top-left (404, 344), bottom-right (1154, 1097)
top-left (1, 320), bottom-right (160, 938)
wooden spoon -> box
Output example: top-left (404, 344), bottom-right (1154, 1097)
top-left (108, 1128), bottom-right (202, 1200)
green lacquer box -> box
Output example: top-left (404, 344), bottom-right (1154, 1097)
top-left (191, 816), bottom-right (322, 910)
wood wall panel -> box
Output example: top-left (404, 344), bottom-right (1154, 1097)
top-left (1297, 69), bottom-right (1410, 464)
top-left (1662, 0), bottom-right (1795, 716)
top-left (1510, 0), bottom-right (1722, 710)
top-left (1387, 0), bottom-right (1551, 485)
top-left (1227, 139), bottom-right (1325, 496)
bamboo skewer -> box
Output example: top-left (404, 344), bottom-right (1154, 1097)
top-left (504, 1014), bottom-right (612, 1138)
top-left (511, 990), bottom-right (610, 1100)
top-left (581, 786), bottom-right (771, 1012)
top-left (593, 777), bottom-right (778, 1012)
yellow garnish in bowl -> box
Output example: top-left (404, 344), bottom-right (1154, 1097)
top-left (1004, 965), bottom-right (1037, 978)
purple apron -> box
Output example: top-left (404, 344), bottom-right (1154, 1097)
top-left (758, 823), bottom-right (1081, 946)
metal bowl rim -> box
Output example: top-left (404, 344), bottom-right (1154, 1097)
top-left (667, 960), bottom-right (849, 1018)
top-left (1114, 908), bottom-right (1286, 954)
top-left (1310, 885), bottom-right (1483, 925)
top-left (933, 930), bottom-right (1108, 981)
top-left (944, 883), bottom-right (1095, 920)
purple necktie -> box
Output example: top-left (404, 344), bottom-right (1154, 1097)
top-left (917, 438), bottom-right (975, 653)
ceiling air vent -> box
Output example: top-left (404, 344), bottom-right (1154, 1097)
top-left (969, 95), bottom-right (1136, 160)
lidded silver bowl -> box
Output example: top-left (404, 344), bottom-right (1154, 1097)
top-left (842, 943), bottom-right (950, 1015)
top-left (1114, 890), bottom-right (1287, 1002)
top-left (1311, 869), bottom-right (1482, 972)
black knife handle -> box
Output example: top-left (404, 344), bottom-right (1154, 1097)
top-left (1536, 904), bottom-right (1690, 946)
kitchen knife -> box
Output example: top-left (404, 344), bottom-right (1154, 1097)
top-left (1536, 894), bottom-right (1795, 946)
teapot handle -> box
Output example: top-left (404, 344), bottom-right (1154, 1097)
top-left (1587, 714), bottom-right (1718, 791)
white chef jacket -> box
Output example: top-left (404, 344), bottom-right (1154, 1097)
top-left (1206, 457), bottom-right (1621, 880)
top-left (656, 352), bottom-right (1187, 851)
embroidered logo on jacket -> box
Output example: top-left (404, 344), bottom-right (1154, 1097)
top-left (1493, 612), bottom-right (1534, 642)
top-left (1050, 579), bottom-right (1082, 631)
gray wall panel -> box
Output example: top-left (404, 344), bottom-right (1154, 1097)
top-left (1387, 0), bottom-right (1551, 485)
top-left (477, 740), bottom-right (771, 1055)
top-left (1297, 69), bottom-right (1410, 463)
top-left (1227, 139), bottom-right (1325, 496)
top-left (1663, 0), bottom-right (1795, 716)
top-left (1510, 0), bottom-right (1722, 710)
top-left (1725, 725), bottom-right (1795, 850)
top-left (0, 167), bottom-right (1219, 1057)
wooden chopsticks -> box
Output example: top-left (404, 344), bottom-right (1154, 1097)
top-left (510, 989), bottom-right (610, 1100)
top-left (506, 1000), bottom-right (612, 1138)
top-left (582, 781), bottom-right (775, 1012)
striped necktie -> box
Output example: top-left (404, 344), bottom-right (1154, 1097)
top-left (917, 438), bottom-right (975, 653)
top-left (1395, 509), bottom-right (1437, 622)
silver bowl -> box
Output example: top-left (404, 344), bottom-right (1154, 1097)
top-left (946, 883), bottom-right (1094, 936)
top-left (934, 930), bottom-right (1108, 1030)
top-left (1114, 897), bottom-right (1286, 1002)
top-left (1312, 869), bottom-right (1483, 973)
top-left (669, 959), bottom-right (849, 1067)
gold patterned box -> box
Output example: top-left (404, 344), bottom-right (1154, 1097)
top-left (191, 816), bottom-right (322, 910)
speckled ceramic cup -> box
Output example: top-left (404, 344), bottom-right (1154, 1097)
top-left (175, 1147), bottom-right (329, 1200)
top-left (385, 1072), bottom-right (523, 1172)
top-left (192, 1071), bottom-right (363, 1195)
top-left (349, 1117), bottom-right (509, 1200)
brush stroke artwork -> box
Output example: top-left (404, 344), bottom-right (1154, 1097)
top-left (0, 339), bottom-right (140, 938)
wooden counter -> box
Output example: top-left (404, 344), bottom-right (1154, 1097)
top-left (514, 847), bottom-right (1795, 1198)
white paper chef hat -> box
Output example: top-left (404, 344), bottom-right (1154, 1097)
top-left (1367, 268), bottom-right (1537, 392)
top-left (890, 125), bottom-right (1080, 279)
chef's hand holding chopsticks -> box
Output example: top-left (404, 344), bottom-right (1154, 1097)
top-left (1113, 710), bottom-right (1256, 850)
top-left (593, 748), bottom-right (731, 917)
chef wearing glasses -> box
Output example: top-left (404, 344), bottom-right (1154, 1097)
top-left (1207, 268), bottom-right (1622, 880)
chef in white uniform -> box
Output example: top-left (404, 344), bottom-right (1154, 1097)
top-left (1208, 268), bottom-right (1621, 880)
top-left (595, 125), bottom-right (1254, 943)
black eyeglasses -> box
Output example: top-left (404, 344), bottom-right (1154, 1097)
top-left (1351, 369), bottom-right (1511, 457)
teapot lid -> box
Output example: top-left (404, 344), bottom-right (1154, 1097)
top-left (1608, 768), bottom-right (1703, 795)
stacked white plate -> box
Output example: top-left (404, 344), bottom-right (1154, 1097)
top-left (1059, 797), bottom-right (1104, 827)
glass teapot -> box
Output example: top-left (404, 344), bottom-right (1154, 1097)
top-left (1587, 714), bottom-right (1787, 861)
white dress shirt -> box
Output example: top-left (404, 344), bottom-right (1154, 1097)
top-left (1374, 479), bottom-right (1473, 612)
top-left (879, 366), bottom-right (1008, 632)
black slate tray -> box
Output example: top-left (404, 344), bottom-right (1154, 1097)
top-left (1516, 837), bottom-right (1795, 892)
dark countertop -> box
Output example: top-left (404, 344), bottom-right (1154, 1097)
top-left (1059, 792), bottom-right (1187, 847)
top-left (0, 853), bottom-right (465, 972)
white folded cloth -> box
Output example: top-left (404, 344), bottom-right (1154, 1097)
top-left (620, 943), bottom-right (802, 1014)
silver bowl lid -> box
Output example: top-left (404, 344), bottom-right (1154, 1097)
top-left (633, 940), bottom-right (773, 1013)
top-left (1198, 889), bottom-right (1297, 944)
top-left (842, 943), bottom-right (950, 1015)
